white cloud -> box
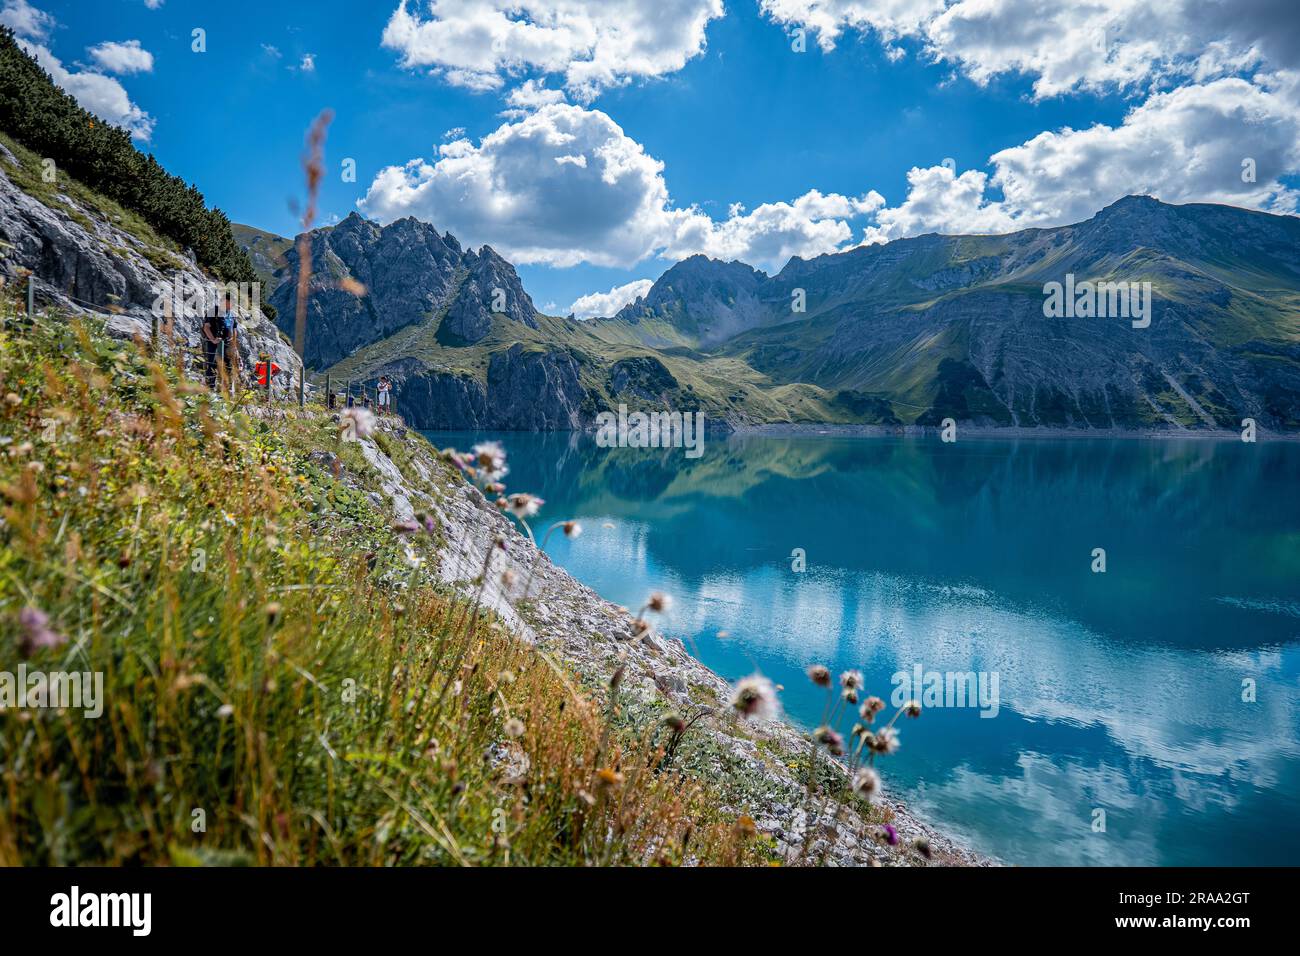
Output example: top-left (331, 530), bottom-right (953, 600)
top-left (865, 74), bottom-right (1300, 242)
top-left (380, 0), bottom-right (724, 101)
top-left (299, 53), bottom-right (316, 72)
top-left (144, 0), bottom-right (164, 9)
top-left (0, 0), bottom-right (52, 39)
top-left (87, 39), bottom-right (154, 75)
top-left (501, 77), bottom-right (566, 118)
top-left (668, 188), bottom-right (885, 268)
top-left (262, 43), bottom-right (282, 58)
top-left (760, 0), bottom-right (944, 51)
top-left (761, 0), bottom-right (1300, 99)
top-left (18, 38), bottom-right (155, 140)
top-left (358, 103), bottom-right (884, 270)
top-left (568, 278), bottom-right (654, 318)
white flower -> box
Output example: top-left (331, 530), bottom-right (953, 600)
top-left (870, 726), bottom-right (901, 755)
top-left (851, 767), bottom-right (882, 802)
top-left (340, 407), bottom-right (376, 440)
top-left (563, 520), bottom-right (582, 539)
top-left (471, 441), bottom-right (508, 480)
top-left (506, 493), bottom-right (543, 518)
top-left (727, 674), bottom-right (779, 721)
top-left (839, 669), bottom-right (863, 690)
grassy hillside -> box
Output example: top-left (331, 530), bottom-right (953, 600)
top-left (231, 223), bottom-right (293, 292)
top-left (0, 299), bottom-right (786, 866)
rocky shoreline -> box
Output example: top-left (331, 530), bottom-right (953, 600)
top-left (345, 413), bottom-right (997, 866)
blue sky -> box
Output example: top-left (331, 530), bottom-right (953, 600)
top-left (7, 0), bottom-right (1300, 315)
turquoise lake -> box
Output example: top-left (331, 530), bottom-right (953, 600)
top-left (427, 430), bottom-right (1300, 865)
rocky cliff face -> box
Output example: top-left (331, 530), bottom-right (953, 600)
top-left (367, 343), bottom-right (587, 431)
top-left (615, 254), bottom-right (769, 346)
top-left (0, 141), bottom-right (301, 390)
top-left (268, 212), bottom-right (538, 368)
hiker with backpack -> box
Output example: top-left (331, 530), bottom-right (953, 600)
top-left (202, 293), bottom-right (240, 391)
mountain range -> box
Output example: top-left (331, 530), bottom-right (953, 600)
top-left (240, 196), bottom-right (1300, 433)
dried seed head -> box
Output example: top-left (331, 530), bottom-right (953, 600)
top-left (806, 664), bottom-right (831, 687)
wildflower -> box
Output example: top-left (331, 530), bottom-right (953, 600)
top-left (471, 441), bottom-right (508, 477)
top-left (861, 696), bottom-right (886, 721)
top-left (484, 482), bottom-right (506, 495)
top-left (403, 544), bottom-right (423, 568)
top-left (17, 606), bottom-right (66, 656)
top-left (842, 687), bottom-right (859, 705)
top-left (806, 664), bottom-right (831, 688)
top-left (903, 699), bottom-right (922, 718)
top-left (869, 726), bottom-right (900, 755)
top-left (392, 519), bottom-right (421, 535)
top-left (879, 823), bottom-right (899, 846)
top-left (813, 725), bottom-right (845, 756)
top-left (913, 837), bottom-right (933, 860)
top-left (497, 670), bottom-right (516, 685)
top-left (734, 815), bottom-right (757, 839)
top-left (216, 703), bottom-right (234, 719)
top-left (264, 602), bottom-right (282, 626)
top-left (500, 568), bottom-right (516, 589)
top-left (505, 493), bottom-right (543, 518)
top-left (339, 407), bottom-right (375, 439)
top-left (595, 768), bottom-right (625, 790)
top-left (647, 592), bottom-right (672, 613)
top-left (664, 714), bottom-right (686, 733)
top-left (840, 669), bottom-right (863, 691)
top-left (851, 767), bottom-right (883, 801)
top-left (503, 718), bottom-right (525, 739)
top-left (728, 674), bottom-right (779, 720)
top-left (562, 520), bottom-right (582, 539)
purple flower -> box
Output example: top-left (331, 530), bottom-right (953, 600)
top-left (880, 823), bottom-right (899, 846)
top-left (18, 606), bottom-right (67, 657)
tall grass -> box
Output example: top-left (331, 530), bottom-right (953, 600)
top-left (0, 300), bottom-right (759, 866)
